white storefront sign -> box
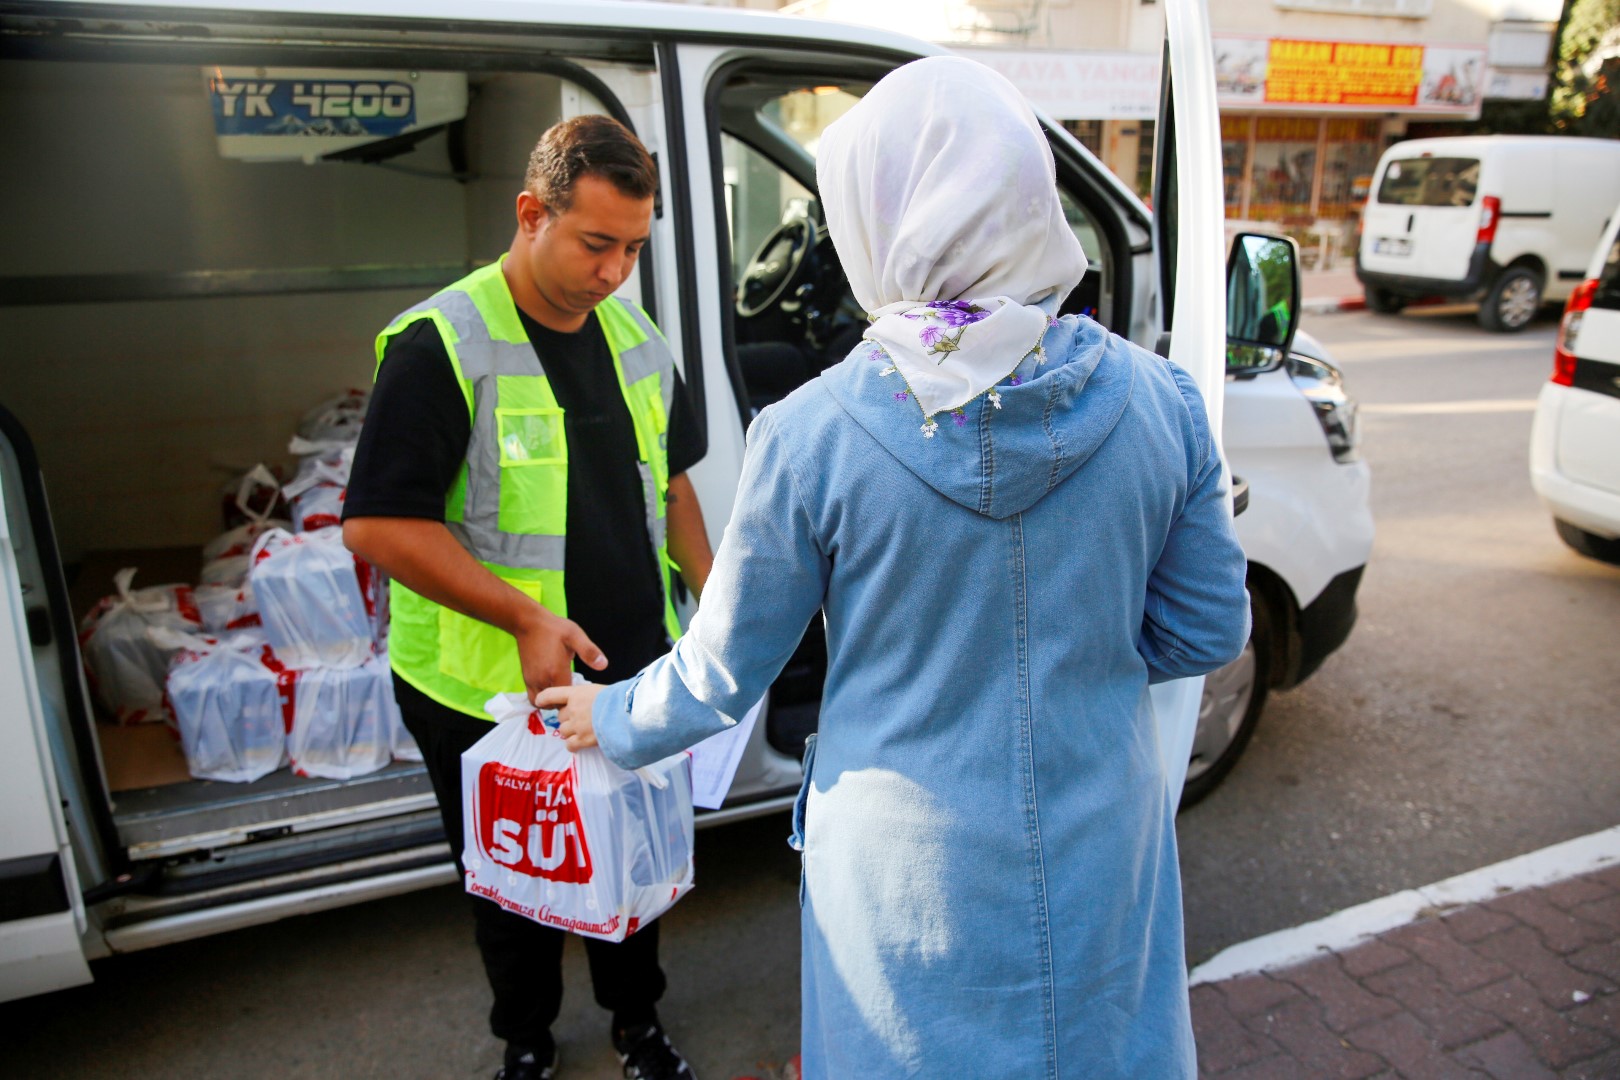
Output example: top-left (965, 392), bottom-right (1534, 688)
top-left (953, 47), bottom-right (1162, 121)
top-left (1485, 68), bottom-right (1549, 100)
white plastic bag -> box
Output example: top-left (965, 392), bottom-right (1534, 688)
top-left (249, 527), bottom-right (376, 670)
top-left (206, 465), bottom-right (292, 561)
top-left (284, 656), bottom-right (396, 780)
top-left (288, 483), bottom-right (345, 533)
top-left (160, 629), bottom-right (289, 783)
top-left (283, 449), bottom-right (352, 533)
top-left (295, 388), bottom-right (369, 445)
top-left (79, 568), bottom-right (203, 724)
top-left (217, 462), bottom-right (289, 530)
top-left (194, 581), bottom-right (259, 633)
top-left (198, 554), bottom-right (251, 587)
top-left (461, 692), bottom-right (694, 942)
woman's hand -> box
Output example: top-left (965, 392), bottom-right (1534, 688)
top-left (533, 682), bottom-right (605, 752)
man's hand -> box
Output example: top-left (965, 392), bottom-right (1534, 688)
top-left (343, 517), bottom-right (608, 693)
top-left (515, 605), bottom-right (608, 699)
top-left (535, 682), bottom-right (605, 751)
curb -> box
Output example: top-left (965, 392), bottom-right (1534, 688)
top-left (1302, 295), bottom-right (1367, 315)
top-left (1188, 824), bottom-right (1620, 987)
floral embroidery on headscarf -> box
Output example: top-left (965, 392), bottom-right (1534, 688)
top-left (871, 316), bottom-right (1055, 438)
top-left (901, 301), bottom-right (994, 358)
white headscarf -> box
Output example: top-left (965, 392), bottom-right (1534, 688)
top-left (817, 56), bottom-right (1089, 433)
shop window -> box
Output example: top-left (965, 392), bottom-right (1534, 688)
top-left (1220, 115), bottom-right (1249, 216)
top-left (1248, 116), bottom-right (1317, 223)
top-left (1319, 119), bottom-right (1380, 223)
top-left (1135, 119), bottom-right (1156, 199)
top-left (1063, 119), bottom-right (1103, 158)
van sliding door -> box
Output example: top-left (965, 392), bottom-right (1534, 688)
top-left (0, 406), bottom-right (94, 1001)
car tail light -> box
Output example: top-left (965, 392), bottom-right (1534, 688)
top-left (1552, 279), bottom-right (1597, 386)
top-left (1476, 195), bottom-right (1500, 246)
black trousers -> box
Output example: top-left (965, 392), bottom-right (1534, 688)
top-left (395, 675), bottom-right (667, 1056)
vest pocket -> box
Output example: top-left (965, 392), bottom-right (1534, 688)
top-left (496, 407), bottom-right (565, 464)
top-left (495, 407), bottom-right (567, 537)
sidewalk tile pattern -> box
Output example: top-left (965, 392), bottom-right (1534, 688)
top-left (1193, 868), bottom-right (1620, 1078)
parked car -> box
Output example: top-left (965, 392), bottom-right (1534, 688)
top-left (1529, 200), bottom-right (1620, 565)
top-left (0, 0), bottom-right (1362, 999)
top-left (1356, 135), bottom-right (1620, 332)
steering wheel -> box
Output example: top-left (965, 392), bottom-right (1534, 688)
top-left (736, 216), bottom-right (815, 319)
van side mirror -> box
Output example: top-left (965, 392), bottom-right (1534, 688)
top-left (1225, 232), bottom-right (1301, 376)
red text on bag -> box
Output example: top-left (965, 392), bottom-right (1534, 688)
top-left (476, 760), bottom-right (593, 883)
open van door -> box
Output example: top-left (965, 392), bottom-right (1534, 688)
top-left (1152, 0), bottom-right (1231, 799)
top-left (0, 408), bottom-right (94, 1001)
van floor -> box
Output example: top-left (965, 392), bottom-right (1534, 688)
top-left (68, 546), bottom-right (434, 862)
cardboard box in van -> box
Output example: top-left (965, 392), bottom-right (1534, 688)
top-left (1356, 135), bottom-right (1620, 331)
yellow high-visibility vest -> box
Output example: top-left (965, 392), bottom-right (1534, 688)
top-left (375, 258), bottom-right (682, 719)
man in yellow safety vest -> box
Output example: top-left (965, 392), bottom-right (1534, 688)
top-left (344, 114), bottom-right (711, 1080)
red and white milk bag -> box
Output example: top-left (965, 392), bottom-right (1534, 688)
top-left (79, 568), bottom-right (203, 724)
top-left (248, 527), bottom-right (377, 669)
top-left (460, 692), bottom-right (694, 942)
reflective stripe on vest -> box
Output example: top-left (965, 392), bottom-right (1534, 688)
top-left (374, 259), bottom-right (681, 718)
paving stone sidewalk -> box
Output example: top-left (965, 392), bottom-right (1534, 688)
top-left (1191, 864), bottom-right (1620, 1078)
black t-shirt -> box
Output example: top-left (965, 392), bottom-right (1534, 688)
top-left (344, 307), bottom-right (705, 684)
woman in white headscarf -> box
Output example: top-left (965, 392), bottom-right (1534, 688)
top-left (541, 56), bottom-right (1249, 1078)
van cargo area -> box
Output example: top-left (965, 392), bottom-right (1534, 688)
top-left (0, 38), bottom-right (651, 898)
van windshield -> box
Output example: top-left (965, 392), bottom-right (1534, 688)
top-left (1375, 157), bottom-right (1480, 207)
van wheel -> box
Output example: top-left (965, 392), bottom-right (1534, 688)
top-left (1180, 593), bottom-right (1271, 809)
top-left (1478, 268), bottom-right (1541, 332)
top-left (1365, 287), bottom-right (1407, 314)
top-left (1555, 519), bottom-right (1620, 566)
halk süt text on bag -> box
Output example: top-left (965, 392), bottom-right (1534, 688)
top-left (460, 692), bottom-right (694, 942)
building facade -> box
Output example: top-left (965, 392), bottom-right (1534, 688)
top-left (775, 0), bottom-right (1561, 252)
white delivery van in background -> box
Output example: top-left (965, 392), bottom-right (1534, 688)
top-left (0, 0), bottom-right (1368, 1002)
top-left (1356, 135), bottom-right (1620, 332)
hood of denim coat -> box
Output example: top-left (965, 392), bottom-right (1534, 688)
top-left (820, 314), bottom-right (1135, 520)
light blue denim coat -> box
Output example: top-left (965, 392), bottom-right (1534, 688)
top-left (593, 315), bottom-right (1250, 1079)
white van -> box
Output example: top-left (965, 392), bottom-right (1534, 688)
top-left (0, 0), bottom-right (1368, 1001)
top-left (1356, 135), bottom-right (1620, 332)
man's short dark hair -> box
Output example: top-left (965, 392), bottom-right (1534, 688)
top-left (525, 114), bottom-right (658, 213)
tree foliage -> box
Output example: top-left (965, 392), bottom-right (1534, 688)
top-left (1550, 0), bottom-right (1620, 136)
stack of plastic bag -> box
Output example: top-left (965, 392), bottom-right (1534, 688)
top-left (249, 527), bottom-right (378, 670)
top-left (202, 465), bottom-right (291, 587)
top-left (79, 568), bottom-right (203, 724)
top-left (460, 691), bottom-right (694, 942)
top-left (279, 654), bottom-right (396, 780)
top-left (158, 629), bottom-right (288, 783)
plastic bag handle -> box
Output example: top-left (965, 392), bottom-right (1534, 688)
top-left (233, 464), bottom-right (282, 526)
top-left (112, 567), bottom-right (176, 615)
top-left (635, 764), bottom-right (670, 790)
top-left (281, 457), bottom-right (349, 498)
top-left (145, 625), bottom-right (215, 652)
